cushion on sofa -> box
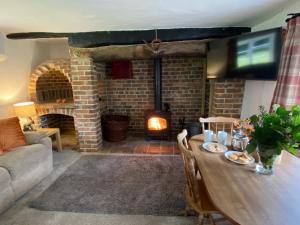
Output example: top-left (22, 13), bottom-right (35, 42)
top-left (24, 131), bottom-right (47, 145)
top-left (0, 117), bottom-right (26, 152)
top-left (0, 167), bottom-right (11, 185)
top-left (0, 167), bottom-right (15, 213)
top-left (0, 143), bottom-right (51, 181)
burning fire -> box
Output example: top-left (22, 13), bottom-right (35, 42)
top-left (148, 117), bottom-right (167, 131)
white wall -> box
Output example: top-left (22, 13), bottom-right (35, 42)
top-left (241, 1), bottom-right (300, 118)
top-left (0, 39), bottom-right (35, 118)
top-left (252, 1), bottom-right (300, 32)
top-left (0, 38), bottom-right (69, 119)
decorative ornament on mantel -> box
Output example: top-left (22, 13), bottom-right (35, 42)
top-left (0, 33), bottom-right (7, 62)
top-left (143, 29), bottom-right (163, 56)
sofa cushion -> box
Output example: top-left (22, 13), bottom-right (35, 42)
top-left (0, 167), bottom-right (11, 185)
top-left (0, 167), bottom-right (15, 214)
top-left (0, 143), bottom-right (50, 181)
top-left (0, 117), bottom-right (26, 152)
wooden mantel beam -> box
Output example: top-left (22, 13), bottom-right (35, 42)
top-left (7, 27), bottom-right (251, 48)
top-left (70, 40), bottom-right (208, 61)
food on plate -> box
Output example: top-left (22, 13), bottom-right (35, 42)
top-left (229, 152), bottom-right (251, 163)
top-left (207, 143), bottom-right (225, 152)
top-left (229, 153), bottom-right (238, 161)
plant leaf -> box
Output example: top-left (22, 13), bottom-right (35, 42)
top-left (250, 115), bottom-right (258, 123)
top-left (246, 141), bottom-right (257, 154)
top-left (292, 115), bottom-right (300, 126)
top-left (292, 105), bottom-right (300, 116)
top-left (276, 106), bottom-right (288, 117)
top-left (292, 125), bottom-right (300, 141)
top-left (288, 146), bottom-right (298, 156)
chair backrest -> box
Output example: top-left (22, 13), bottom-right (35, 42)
top-left (199, 117), bottom-right (238, 134)
top-left (177, 129), bottom-right (189, 150)
top-left (177, 130), bottom-right (201, 205)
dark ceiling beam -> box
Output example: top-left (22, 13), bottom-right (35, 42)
top-left (7, 27), bottom-right (251, 48)
top-left (6, 32), bottom-right (71, 39)
top-left (68, 27), bottom-right (251, 48)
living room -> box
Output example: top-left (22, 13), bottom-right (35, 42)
top-left (0, 1), bottom-right (300, 225)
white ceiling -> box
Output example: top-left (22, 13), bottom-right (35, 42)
top-left (0, 0), bottom-right (296, 34)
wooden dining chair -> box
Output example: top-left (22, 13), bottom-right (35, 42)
top-left (177, 129), bottom-right (224, 225)
top-left (199, 117), bottom-right (238, 135)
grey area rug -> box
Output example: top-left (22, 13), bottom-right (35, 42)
top-left (30, 155), bottom-right (186, 216)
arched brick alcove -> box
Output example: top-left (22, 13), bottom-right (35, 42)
top-left (29, 57), bottom-right (103, 152)
top-left (29, 59), bottom-right (71, 103)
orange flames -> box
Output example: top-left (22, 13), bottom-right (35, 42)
top-left (148, 117), bottom-right (167, 131)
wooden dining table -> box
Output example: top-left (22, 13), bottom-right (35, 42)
top-left (189, 134), bottom-right (300, 225)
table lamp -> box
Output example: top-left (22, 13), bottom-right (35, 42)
top-left (13, 101), bottom-right (37, 131)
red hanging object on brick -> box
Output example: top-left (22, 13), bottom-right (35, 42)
top-left (111, 60), bottom-right (133, 79)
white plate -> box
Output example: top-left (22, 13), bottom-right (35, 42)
top-left (224, 151), bottom-right (255, 165)
top-left (202, 142), bottom-right (228, 153)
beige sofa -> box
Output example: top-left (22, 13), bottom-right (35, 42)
top-left (0, 132), bottom-right (53, 214)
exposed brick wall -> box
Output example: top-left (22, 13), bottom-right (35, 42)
top-left (60, 116), bottom-right (76, 133)
top-left (105, 59), bottom-right (154, 133)
top-left (210, 79), bottom-right (245, 118)
top-left (40, 114), bottom-right (75, 134)
top-left (100, 56), bottom-right (206, 135)
top-left (162, 57), bottom-right (205, 133)
top-left (36, 71), bottom-right (73, 103)
top-left (71, 57), bottom-right (102, 152)
top-left (95, 62), bottom-right (108, 114)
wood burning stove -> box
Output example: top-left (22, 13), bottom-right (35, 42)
top-left (145, 57), bottom-right (172, 140)
top-left (145, 110), bottom-right (171, 140)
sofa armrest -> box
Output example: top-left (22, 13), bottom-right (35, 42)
top-left (24, 131), bottom-right (52, 151)
top-left (24, 131), bottom-right (47, 145)
top-left (39, 137), bottom-right (52, 150)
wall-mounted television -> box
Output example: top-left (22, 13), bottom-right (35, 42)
top-left (207, 27), bottom-right (283, 80)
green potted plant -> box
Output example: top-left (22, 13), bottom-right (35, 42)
top-left (246, 104), bottom-right (300, 175)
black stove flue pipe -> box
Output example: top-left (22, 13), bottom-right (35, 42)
top-left (154, 57), bottom-right (162, 111)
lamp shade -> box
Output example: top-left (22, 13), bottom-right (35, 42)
top-left (13, 102), bottom-right (36, 117)
top-left (0, 33), bottom-right (6, 62)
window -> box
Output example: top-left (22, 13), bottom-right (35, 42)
top-left (237, 33), bottom-right (275, 68)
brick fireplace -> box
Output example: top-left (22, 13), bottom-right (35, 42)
top-left (20, 27), bottom-right (252, 152)
top-left (100, 56), bottom-right (207, 135)
top-left (28, 55), bottom-right (245, 152)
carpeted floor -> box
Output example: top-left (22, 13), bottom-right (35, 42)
top-left (30, 155), bottom-right (186, 216)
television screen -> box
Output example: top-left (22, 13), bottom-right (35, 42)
top-left (207, 27), bottom-right (282, 80)
top-left (236, 32), bottom-right (276, 68)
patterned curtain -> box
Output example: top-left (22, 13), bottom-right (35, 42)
top-left (272, 15), bottom-right (300, 109)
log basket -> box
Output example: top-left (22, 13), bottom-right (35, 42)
top-left (102, 114), bottom-right (130, 142)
